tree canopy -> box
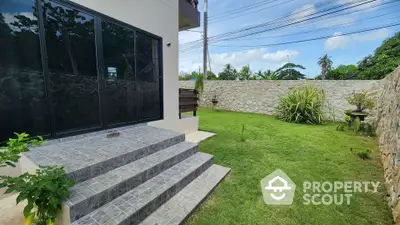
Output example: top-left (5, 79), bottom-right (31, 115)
top-left (357, 32), bottom-right (400, 79)
top-left (317, 54), bottom-right (333, 80)
top-left (218, 64), bottom-right (238, 80)
top-left (274, 63), bottom-right (306, 80)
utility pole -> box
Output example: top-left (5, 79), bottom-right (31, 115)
top-left (203, 0), bottom-right (208, 80)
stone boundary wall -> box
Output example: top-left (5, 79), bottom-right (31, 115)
top-left (180, 80), bottom-right (381, 122)
top-left (376, 66), bottom-right (400, 224)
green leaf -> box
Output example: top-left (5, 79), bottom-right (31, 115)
top-left (16, 193), bottom-right (28, 204)
top-left (23, 202), bottom-right (34, 218)
top-left (5, 161), bottom-right (16, 167)
top-left (4, 187), bottom-right (14, 194)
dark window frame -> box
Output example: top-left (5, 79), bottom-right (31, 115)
top-left (34, 0), bottom-right (164, 139)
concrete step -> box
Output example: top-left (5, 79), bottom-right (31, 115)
top-left (71, 152), bottom-right (214, 225)
top-left (23, 126), bottom-right (185, 183)
top-left (140, 165), bottom-right (231, 225)
top-left (67, 142), bottom-right (199, 222)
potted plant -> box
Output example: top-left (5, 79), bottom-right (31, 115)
top-left (345, 90), bottom-right (375, 122)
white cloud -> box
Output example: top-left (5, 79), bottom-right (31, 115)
top-left (324, 28), bottom-right (390, 51)
top-left (179, 30), bottom-right (202, 44)
top-left (180, 48), bottom-right (300, 73)
top-left (262, 50), bottom-right (300, 62)
top-left (324, 32), bottom-right (348, 50)
top-left (292, 4), bottom-right (317, 23)
top-left (316, 15), bottom-right (357, 28)
top-left (354, 28), bottom-right (390, 41)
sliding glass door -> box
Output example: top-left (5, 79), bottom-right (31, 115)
top-left (43, 0), bottom-right (101, 134)
top-left (102, 20), bottom-right (137, 126)
top-left (0, 0), bottom-right (163, 141)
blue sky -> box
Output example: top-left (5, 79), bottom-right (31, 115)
top-left (179, 0), bottom-right (400, 78)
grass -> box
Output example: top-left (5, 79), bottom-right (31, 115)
top-left (186, 108), bottom-right (392, 225)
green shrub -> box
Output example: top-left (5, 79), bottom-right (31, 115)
top-left (0, 133), bottom-right (44, 168)
top-left (336, 124), bottom-right (345, 131)
top-left (346, 90), bottom-right (375, 112)
top-left (350, 148), bottom-right (371, 160)
top-left (275, 83), bottom-right (326, 124)
top-left (353, 117), bottom-right (361, 133)
top-left (360, 122), bottom-right (377, 137)
top-left (0, 166), bottom-right (74, 225)
top-left (0, 133), bottom-right (73, 225)
top-left (195, 75), bottom-right (204, 95)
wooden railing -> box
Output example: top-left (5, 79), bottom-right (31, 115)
top-left (179, 88), bottom-right (198, 119)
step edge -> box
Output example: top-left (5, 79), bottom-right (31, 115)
top-left (66, 133), bottom-right (185, 183)
top-left (140, 164), bottom-right (231, 225)
top-left (67, 142), bottom-right (198, 222)
top-left (70, 153), bottom-right (214, 225)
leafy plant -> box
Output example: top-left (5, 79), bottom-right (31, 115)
top-left (346, 90), bottom-right (375, 112)
top-left (0, 133), bottom-right (44, 168)
top-left (194, 74), bottom-right (204, 95)
top-left (353, 117), bottom-right (361, 133)
top-left (350, 148), bottom-right (371, 160)
top-left (360, 122), bottom-right (377, 137)
top-left (240, 124), bottom-right (245, 142)
top-left (336, 124), bottom-right (345, 131)
top-left (0, 166), bottom-right (74, 225)
top-left (275, 83), bottom-right (326, 124)
top-left (344, 115), bottom-right (351, 126)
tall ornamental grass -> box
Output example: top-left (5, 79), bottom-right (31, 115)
top-left (276, 83), bottom-right (326, 125)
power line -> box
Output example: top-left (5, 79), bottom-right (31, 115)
top-left (212, 0), bottom-right (380, 42)
top-left (180, 0), bottom-right (388, 53)
top-left (180, 22), bottom-right (399, 63)
top-left (181, 0), bottom-right (342, 48)
top-left (209, 22), bottom-right (400, 48)
top-left (209, 0), bottom-right (276, 21)
top-left (209, 0), bottom-right (296, 24)
top-left (216, 10), bottom-right (399, 42)
top-left (229, 1), bottom-right (399, 41)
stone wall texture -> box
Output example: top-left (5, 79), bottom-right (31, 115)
top-left (180, 80), bottom-right (381, 122)
top-left (376, 66), bottom-right (400, 224)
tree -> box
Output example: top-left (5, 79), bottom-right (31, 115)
top-left (318, 54), bottom-right (333, 80)
top-left (256, 69), bottom-right (276, 80)
top-left (218, 64), bottom-right (238, 80)
top-left (327, 64), bottom-right (358, 80)
top-left (238, 65), bottom-right (252, 80)
top-left (274, 63), bottom-right (306, 80)
top-left (357, 32), bottom-right (400, 79)
top-left (206, 71), bottom-right (217, 80)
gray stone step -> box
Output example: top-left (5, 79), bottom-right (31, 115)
top-left (71, 152), bottom-right (214, 225)
top-left (140, 165), bottom-right (231, 225)
top-left (66, 142), bottom-right (198, 221)
top-left (67, 142), bottom-right (199, 222)
top-left (140, 165), bottom-right (230, 225)
top-left (24, 126), bottom-right (185, 183)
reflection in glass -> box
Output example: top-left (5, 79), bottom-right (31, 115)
top-left (43, 0), bottom-right (100, 133)
top-left (136, 32), bottom-right (161, 120)
top-left (0, 0), bottom-right (50, 141)
top-left (102, 21), bottom-right (137, 125)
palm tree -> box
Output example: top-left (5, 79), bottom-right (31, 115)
top-left (318, 54), bottom-right (333, 80)
top-left (274, 63), bottom-right (306, 80)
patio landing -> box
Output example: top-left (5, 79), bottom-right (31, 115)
top-left (22, 125), bottom-right (230, 225)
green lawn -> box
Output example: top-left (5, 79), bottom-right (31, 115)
top-left (186, 108), bottom-right (392, 225)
